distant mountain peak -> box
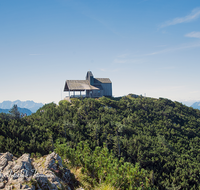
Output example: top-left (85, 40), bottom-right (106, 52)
top-left (191, 101), bottom-right (200, 110)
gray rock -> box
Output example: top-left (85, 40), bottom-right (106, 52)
top-left (12, 153), bottom-right (33, 177)
top-left (27, 186), bottom-right (35, 190)
top-left (0, 182), bottom-right (4, 189)
top-left (45, 152), bottom-right (63, 170)
top-left (0, 152), bottom-right (75, 190)
top-left (3, 161), bottom-right (15, 173)
top-left (63, 169), bottom-right (72, 183)
top-left (1, 152), bottom-right (13, 162)
top-left (33, 173), bottom-right (50, 189)
top-left (15, 183), bottom-right (22, 189)
top-left (0, 158), bottom-right (8, 171)
top-left (12, 172), bottom-right (19, 180)
top-left (0, 173), bottom-right (4, 182)
top-left (22, 184), bottom-right (29, 189)
top-left (0, 152), bottom-right (13, 171)
top-left (6, 186), bottom-right (12, 190)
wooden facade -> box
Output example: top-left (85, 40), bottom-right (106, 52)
top-left (64, 71), bottom-right (112, 98)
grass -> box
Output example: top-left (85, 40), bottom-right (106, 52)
top-left (94, 183), bottom-right (118, 190)
top-left (70, 167), bottom-right (93, 190)
top-left (67, 166), bottom-right (117, 190)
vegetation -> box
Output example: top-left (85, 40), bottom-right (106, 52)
top-left (56, 141), bottom-right (150, 189)
top-left (1, 95), bottom-right (200, 189)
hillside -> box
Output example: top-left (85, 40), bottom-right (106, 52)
top-left (1, 95), bottom-right (200, 189)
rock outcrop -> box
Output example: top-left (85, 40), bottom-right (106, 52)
top-left (0, 152), bottom-right (79, 190)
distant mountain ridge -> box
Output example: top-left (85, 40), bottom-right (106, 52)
top-left (0, 100), bottom-right (43, 113)
top-left (0, 107), bottom-right (32, 116)
top-left (191, 101), bottom-right (200, 110)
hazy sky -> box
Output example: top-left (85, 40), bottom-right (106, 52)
top-left (0, 0), bottom-right (200, 106)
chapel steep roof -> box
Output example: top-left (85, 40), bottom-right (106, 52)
top-left (64, 80), bottom-right (99, 91)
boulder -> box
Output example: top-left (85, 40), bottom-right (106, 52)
top-left (0, 152), bottom-right (75, 190)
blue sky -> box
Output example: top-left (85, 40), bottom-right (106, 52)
top-left (0, 0), bottom-right (200, 106)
